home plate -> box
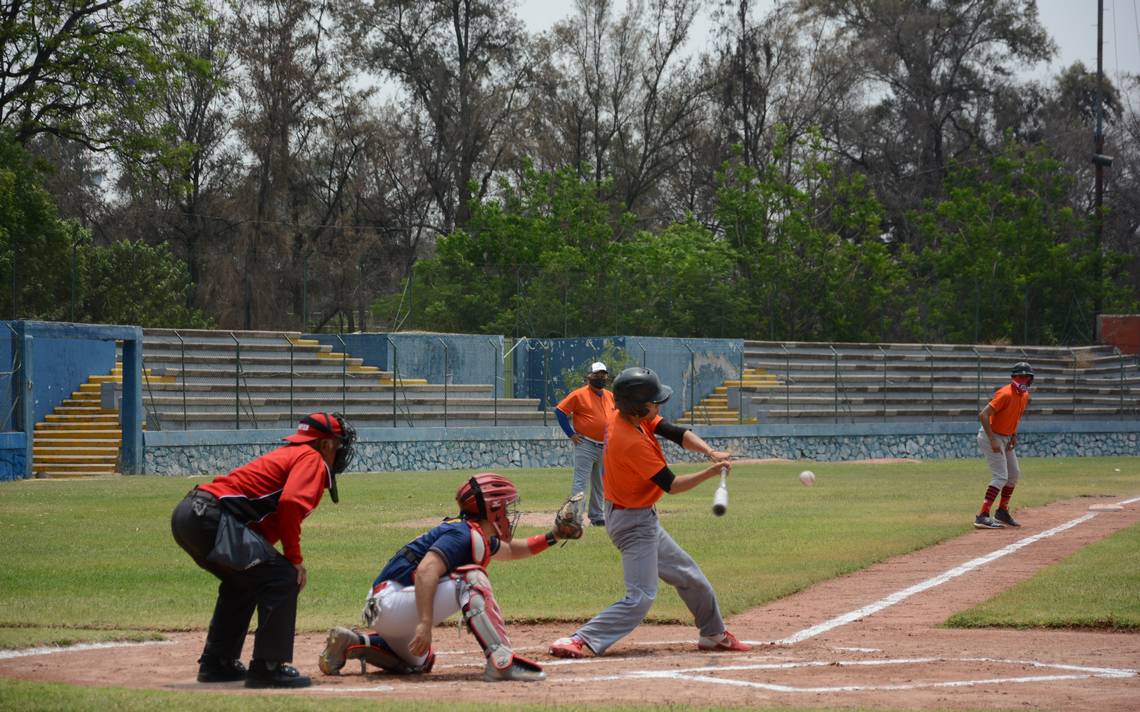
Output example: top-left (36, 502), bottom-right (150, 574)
top-left (1088, 503), bottom-right (1124, 512)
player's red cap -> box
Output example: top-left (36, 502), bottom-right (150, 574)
top-left (283, 412), bottom-right (344, 444)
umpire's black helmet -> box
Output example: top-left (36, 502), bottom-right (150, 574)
top-left (1011, 361), bottom-right (1035, 383)
top-left (612, 367), bottom-right (673, 405)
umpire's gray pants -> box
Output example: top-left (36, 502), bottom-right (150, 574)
top-left (573, 503), bottom-right (724, 655)
top-left (570, 439), bottom-right (606, 523)
top-left (977, 429), bottom-right (1020, 489)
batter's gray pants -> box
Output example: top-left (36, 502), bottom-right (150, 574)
top-left (573, 503), bottom-right (724, 655)
top-left (977, 429), bottom-right (1020, 489)
top-left (570, 439), bottom-right (605, 523)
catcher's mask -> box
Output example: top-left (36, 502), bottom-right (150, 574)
top-left (456, 473), bottom-right (521, 542)
top-left (283, 412), bottom-right (356, 503)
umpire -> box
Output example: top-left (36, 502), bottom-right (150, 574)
top-left (171, 412), bottom-right (355, 688)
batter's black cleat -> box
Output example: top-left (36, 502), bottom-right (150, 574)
top-left (974, 514), bottom-right (1004, 529)
top-left (244, 660), bottom-right (311, 688)
top-left (994, 508), bottom-right (1021, 527)
top-left (196, 655), bottom-right (246, 683)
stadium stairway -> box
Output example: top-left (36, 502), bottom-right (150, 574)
top-left (124, 329), bottom-right (546, 429)
top-left (736, 341), bottom-right (1140, 422)
top-left (679, 367), bottom-right (777, 425)
top-left (30, 364), bottom-right (173, 478)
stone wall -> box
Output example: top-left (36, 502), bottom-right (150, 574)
top-left (142, 421), bottom-right (1139, 477)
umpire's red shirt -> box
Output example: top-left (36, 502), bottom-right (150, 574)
top-left (198, 444), bottom-right (332, 565)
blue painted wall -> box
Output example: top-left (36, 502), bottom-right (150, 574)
top-left (515, 336), bottom-right (744, 420)
top-left (306, 333), bottom-right (504, 389)
top-left (0, 432), bottom-right (26, 480)
top-left (0, 331), bottom-right (14, 431)
top-left (0, 322), bottom-right (117, 429)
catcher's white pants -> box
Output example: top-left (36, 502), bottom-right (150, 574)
top-left (976, 429), bottom-right (1020, 489)
top-left (571, 503), bottom-right (724, 655)
top-left (365, 579), bottom-right (461, 667)
top-left (570, 439), bottom-right (606, 523)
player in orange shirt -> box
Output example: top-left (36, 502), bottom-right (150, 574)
top-left (974, 362), bottom-right (1033, 529)
top-left (555, 361), bottom-right (615, 526)
top-left (549, 367), bottom-right (751, 658)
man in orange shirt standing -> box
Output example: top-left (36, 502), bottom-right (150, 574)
top-left (974, 362), bottom-right (1034, 529)
top-left (555, 361), bottom-right (614, 527)
top-left (549, 367), bottom-right (750, 658)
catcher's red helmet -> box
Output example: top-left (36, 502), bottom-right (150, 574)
top-left (456, 473), bottom-right (521, 542)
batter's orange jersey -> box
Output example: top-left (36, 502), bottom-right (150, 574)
top-left (556, 385), bottom-right (615, 441)
top-left (986, 383), bottom-right (1029, 436)
top-left (603, 412), bottom-right (668, 509)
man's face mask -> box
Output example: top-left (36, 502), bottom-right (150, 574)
top-left (589, 377), bottom-right (607, 389)
top-left (1012, 375), bottom-right (1032, 393)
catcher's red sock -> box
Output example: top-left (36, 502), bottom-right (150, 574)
top-left (979, 485), bottom-right (999, 516)
top-left (998, 485), bottom-right (1014, 510)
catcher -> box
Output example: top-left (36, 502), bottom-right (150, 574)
top-left (318, 472), bottom-right (583, 682)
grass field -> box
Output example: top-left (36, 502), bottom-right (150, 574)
top-left (0, 456), bottom-right (1137, 711)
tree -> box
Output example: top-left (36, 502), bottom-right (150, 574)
top-left (797, 0), bottom-right (1056, 245)
top-left (0, 0), bottom-right (210, 166)
top-left (715, 131), bottom-right (906, 341)
top-left (340, 0), bottom-right (533, 233)
top-left (908, 141), bottom-right (1134, 345)
top-left (78, 239), bottom-right (212, 327)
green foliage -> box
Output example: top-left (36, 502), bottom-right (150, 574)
top-left (715, 134), bottom-right (907, 341)
top-left (78, 240), bottom-right (212, 328)
top-left (0, 133), bottom-right (210, 327)
top-left (0, 135), bottom-right (80, 319)
top-left (908, 141), bottom-right (1134, 344)
top-left (0, 0), bottom-right (212, 170)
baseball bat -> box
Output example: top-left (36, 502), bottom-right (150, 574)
top-left (711, 466), bottom-right (728, 516)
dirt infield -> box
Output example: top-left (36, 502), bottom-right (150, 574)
top-left (2, 496), bottom-right (1138, 709)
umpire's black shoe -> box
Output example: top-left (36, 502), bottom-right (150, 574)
top-left (196, 655), bottom-right (246, 683)
top-left (994, 508), bottom-right (1021, 527)
top-left (244, 660), bottom-right (311, 688)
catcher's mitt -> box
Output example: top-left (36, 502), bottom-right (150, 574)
top-left (552, 492), bottom-right (585, 541)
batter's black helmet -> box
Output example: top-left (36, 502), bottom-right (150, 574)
top-left (1011, 362), bottom-right (1035, 382)
top-left (612, 367), bottom-right (673, 404)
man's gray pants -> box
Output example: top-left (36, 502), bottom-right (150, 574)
top-left (976, 429), bottom-right (1020, 489)
top-left (573, 503), bottom-right (724, 655)
top-left (570, 439), bottom-right (606, 523)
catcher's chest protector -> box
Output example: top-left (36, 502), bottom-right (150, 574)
top-left (465, 521), bottom-right (493, 569)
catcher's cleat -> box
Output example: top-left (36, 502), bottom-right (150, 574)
top-left (319, 626), bottom-right (367, 675)
top-left (244, 661), bottom-right (311, 689)
top-left (483, 653), bottom-right (546, 682)
top-left (698, 630), bottom-right (751, 652)
top-left (589, 519), bottom-right (605, 527)
top-left (196, 655), bottom-right (246, 683)
top-left (974, 514), bottom-right (1004, 529)
top-left (549, 636), bottom-right (593, 658)
top-left (994, 508), bottom-right (1021, 527)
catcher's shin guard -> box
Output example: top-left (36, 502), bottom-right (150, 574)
top-left (454, 565), bottom-right (545, 682)
top-left (348, 634), bottom-right (434, 675)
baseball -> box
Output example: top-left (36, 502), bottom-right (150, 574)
top-left (799, 470), bottom-right (816, 487)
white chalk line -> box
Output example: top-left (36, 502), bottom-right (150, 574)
top-left (1118, 495), bottom-right (1140, 506)
top-left (0, 639), bottom-right (174, 660)
top-left (778, 512), bottom-right (1099, 644)
top-left (554, 656), bottom-right (1137, 693)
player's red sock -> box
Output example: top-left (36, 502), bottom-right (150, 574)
top-left (998, 485), bottom-right (1014, 510)
top-left (979, 485), bottom-right (999, 516)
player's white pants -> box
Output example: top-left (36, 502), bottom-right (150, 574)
top-left (364, 579), bottom-right (460, 667)
top-left (977, 429), bottom-right (1020, 489)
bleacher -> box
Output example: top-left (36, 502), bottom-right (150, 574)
top-left (725, 341), bottom-right (1139, 423)
top-left (129, 329), bottom-right (546, 429)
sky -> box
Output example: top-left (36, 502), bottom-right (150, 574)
top-left (515, 0), bottom-right (1140, 86)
